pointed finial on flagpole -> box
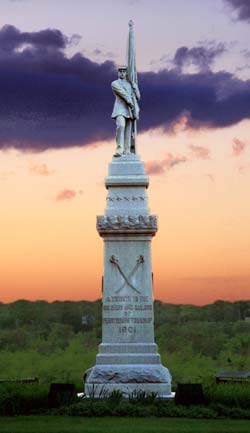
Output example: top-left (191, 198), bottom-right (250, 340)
top-left (128, 19), bottom-right (134, 28)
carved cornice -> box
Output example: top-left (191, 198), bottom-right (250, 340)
top-left (97, 215), bottom-right (158, 235)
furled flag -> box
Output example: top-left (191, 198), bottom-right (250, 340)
top-left (126, 20), bottom-right (140, 153)
top-left (126, 20), bottom-right (138, 87)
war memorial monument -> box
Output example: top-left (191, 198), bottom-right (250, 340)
top-left (84, 21), bottom-right (172, 398)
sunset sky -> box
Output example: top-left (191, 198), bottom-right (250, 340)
top-left (1, 0), bottom-right (250, 305)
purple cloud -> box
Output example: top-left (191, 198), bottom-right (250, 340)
top-left (0, 24), bottom-right (67, 52)
top-left (232, 138), bottom-right (247, 156)
top-left (173, 43), bottom-right (226, 72)
top-left (145, 153), bottom-right (188, 175)
top-left (0, 25), bottom-right (250, 151)
top-left (224, 0), bottom-right (250, 23)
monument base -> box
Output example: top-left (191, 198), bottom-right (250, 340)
top-left (84, 363), bottom-right (172, 398)
top-left (85, 153), bottom-right (173, 399)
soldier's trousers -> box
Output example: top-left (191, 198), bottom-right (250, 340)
top-left (115, 115), bottom-right (132, 155)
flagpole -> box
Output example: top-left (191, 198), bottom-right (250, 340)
top-left (126, 20), bottom-right (138, 154)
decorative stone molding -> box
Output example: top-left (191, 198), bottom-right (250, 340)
top-left (106, 195), bottom-right (146, 202)
top-left (97, 215), bottom-right (158, 232)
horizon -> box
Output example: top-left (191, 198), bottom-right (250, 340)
top-left (1, 0), bottom-right (250, 305)
top-left (1, 298), bottom-right (250, 308)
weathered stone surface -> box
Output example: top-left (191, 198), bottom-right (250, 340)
top-left (85, 365), bottom-right (171, 384)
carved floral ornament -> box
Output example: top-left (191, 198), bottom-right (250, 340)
top-left (97, 215), bottom-right (158, 230)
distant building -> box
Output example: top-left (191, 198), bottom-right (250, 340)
top-left (81, 315), bottom-right (94, 327)
top-left (81, 316), bottom-right (89, 326)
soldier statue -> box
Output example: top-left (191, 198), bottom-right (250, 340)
top-left (111, 65), bottom-right (140, 157)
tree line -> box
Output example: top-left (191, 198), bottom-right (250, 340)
top-left (0, 299), bottom-right (249, 384)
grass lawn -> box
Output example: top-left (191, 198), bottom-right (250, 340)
top-left (0, 416), bottom-right (250, 433)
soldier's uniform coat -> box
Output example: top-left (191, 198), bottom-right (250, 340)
top-left (111, 79), bottom-right (140, 120)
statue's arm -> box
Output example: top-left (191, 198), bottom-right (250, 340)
top-left (111, 82), bottom-right (133, 106)
top-left (132, 83), bottom-right (141, 101)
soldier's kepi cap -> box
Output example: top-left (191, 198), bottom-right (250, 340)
top-left (117, 65), bottom-right (127, 71)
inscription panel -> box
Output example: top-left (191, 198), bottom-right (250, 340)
top-left (102, 295), bottom-right (154, 343)
top-left (102, 239), bottom-right (154, 344)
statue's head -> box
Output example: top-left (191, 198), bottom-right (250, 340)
top-left (117, 66), bottom-right (127, 80)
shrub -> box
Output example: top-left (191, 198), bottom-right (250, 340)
top-left (0, 383), bottom-right (49, 415)
top-left (204, 381), bottom-right (250, 409)
top-left (128, 390), bottom-right (158, 405)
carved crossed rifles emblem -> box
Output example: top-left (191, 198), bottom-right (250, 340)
top-left (109, 255), bottom-right (144, 294)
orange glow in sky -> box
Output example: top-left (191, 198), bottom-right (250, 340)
top-left (1, 120), bottom-right (250, 305)
top-left (1, 0), bottom-right (250, 305)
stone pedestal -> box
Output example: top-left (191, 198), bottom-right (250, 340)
top-left (84, 154), bottom-right (172, 397)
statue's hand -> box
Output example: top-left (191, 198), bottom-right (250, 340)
top-left (132, 83), bottom-right (140, 101)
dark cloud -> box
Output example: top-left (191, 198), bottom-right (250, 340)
top-left (140, 68), bottom-right (250, 134)
top-left (145, 153), bottom-right (188, 175)
top-left (1, 25), bottom-right (250, 152)
top-left (241, 49), bottom-right (250, 59)
top-left (67, 34), bottom-right (82, 47)
top-left (93, 48), bottom-right (102, 55)
top-left (92, 47), bottom-right (116, 59)
top-left (224, 0), bottom-right (250, 23)
top-left (0, 24), bottom-right (67, 52)
top-left (173, 43), bottom-right (226, 72)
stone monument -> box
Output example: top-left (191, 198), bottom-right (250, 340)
top-left (84, 21), bottom-right (172, 397)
